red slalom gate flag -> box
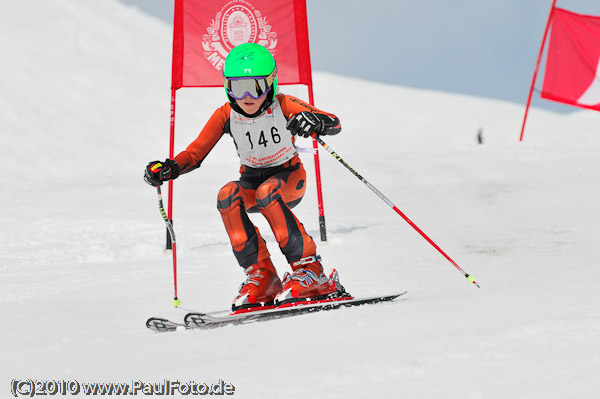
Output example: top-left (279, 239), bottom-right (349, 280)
top-left (171, 0), bottom-right (313, 89)
top-left (542, 8), bottom-right (600, 111)
top-left (164, 0), bottom-right (329, 288)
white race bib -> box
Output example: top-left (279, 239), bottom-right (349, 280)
top-left (230, 100), bottom-right (297, 167)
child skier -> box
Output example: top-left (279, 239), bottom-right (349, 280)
top-left (144, 43), bottom-right (342, 311)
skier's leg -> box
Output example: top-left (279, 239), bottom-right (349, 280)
top-left (219, 181), bottom-right (282, 310)
top-left (256, 160), bottom-right (337, 302)
top-left (217, 180), bottom-right (270, 268)
top-left (255, 160), bottom-right (316, 263)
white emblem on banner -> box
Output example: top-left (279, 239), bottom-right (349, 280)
top-left (577, 56), bottom-right (600, 106)
top-left (202, 1), bottom-right (278, 71)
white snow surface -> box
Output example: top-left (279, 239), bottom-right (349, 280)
top-left (3, 1), bottom-right (600, 398)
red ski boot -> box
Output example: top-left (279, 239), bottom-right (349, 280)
top-left (274, 255), bottom-right (337, 305)
top-left (232, 258), bottom-right (282, 311)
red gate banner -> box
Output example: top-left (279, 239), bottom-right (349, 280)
top-left (542, 8), bottom-right (600, 111)
top-left (165, 0), bottom-right (328, 261)
top-left (172, 0), bottom-right (313, 89)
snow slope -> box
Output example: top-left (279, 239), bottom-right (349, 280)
top-left (2, 1), bottom-right (600, 398)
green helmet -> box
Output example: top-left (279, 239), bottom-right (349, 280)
top-left (223, 43), bottom-right (278, 103)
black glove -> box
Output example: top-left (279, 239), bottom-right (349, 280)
top-left (144, 159), bottom-right (180, 187)
top-left (286, 111), bottom-right (325, 138)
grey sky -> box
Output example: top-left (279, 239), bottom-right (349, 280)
top-left (116, 0), bottom-right (600, 113)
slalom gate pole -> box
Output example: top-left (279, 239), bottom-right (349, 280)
top-left (519, 0), bottom-right (557, 142)
top-left (307, 84), bottom-right (328, 243)
top-left (156, 186), bottom-right (181, 306)
top-left (313, 135), bottom-right (480, 288)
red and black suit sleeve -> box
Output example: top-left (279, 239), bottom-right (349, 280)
top-left (278, 94), bottom-right (342, 136)
top-left (173, 103), bottom-right (232, 174)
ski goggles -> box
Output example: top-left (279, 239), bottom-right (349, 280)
top-left (224, 68), bottom-right (277, 100)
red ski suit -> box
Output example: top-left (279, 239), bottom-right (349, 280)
top-left (174, 94), bottom-right (341, 268)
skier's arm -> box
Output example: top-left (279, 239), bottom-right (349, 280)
top-left (173, 104), bottom-right (231, 174)
top-left (278, 94), bottom-right (341, 137)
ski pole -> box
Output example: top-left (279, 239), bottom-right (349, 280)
top-left (313, 135), bottom-right (480, 288)
top-left (156, 186), bottom-right (181, 306)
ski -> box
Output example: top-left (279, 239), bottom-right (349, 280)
top-left (146, 317), bottom-right (189, 332)
top-left (146, 292), bottom-right (406, 332)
